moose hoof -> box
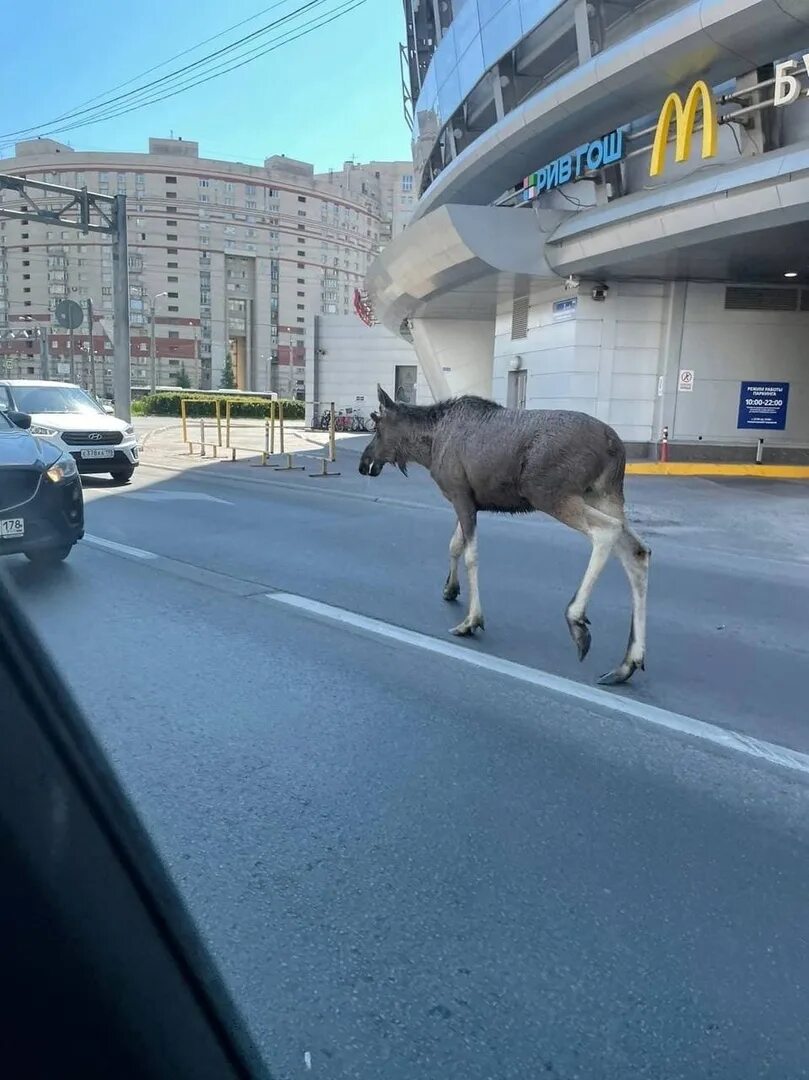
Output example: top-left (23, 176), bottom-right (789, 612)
top-left (443, 582), bottom-right (460, 602)
top-left (566, 615), bottom-right (591, 662)
top-left (597, 656), bottom-right (644, 686)
top-left (450, 614), bottom-right (485, 637)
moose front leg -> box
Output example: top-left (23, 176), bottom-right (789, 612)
top-left (443, 521), bottom-right (463, 602)
top-left (449, 510), bottom-right (484, 636)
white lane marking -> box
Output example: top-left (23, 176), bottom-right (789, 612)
top-left (84, 534), bottom-right (158, 560)
top-left (268, 593), bottom-right (809, 778)
top-left (126, 491), bottom-right (233, 505)
top-left (304, 1051), bottom-right (312, 1070)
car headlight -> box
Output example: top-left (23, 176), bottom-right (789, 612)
top-left (45, 453), bottom-right (79, 484)
top-left (30, 424), bottom-right (59, 437)
top-left (124, 425), bottom-right (135, 437)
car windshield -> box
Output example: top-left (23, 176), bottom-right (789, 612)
top-left (12, 386), bottom-right (105, 416)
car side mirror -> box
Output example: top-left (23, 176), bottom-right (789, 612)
top-left (8, 411), bottom-right (32, 430)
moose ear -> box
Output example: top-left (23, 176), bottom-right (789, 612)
top-left (377, 384), bottom-right (394, 410)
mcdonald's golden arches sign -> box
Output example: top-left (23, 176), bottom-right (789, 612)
top-left (649, 80), bottom-right (718, 177)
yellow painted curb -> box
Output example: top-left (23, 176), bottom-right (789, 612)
top-left (627, 462), bottom-right (809, 479)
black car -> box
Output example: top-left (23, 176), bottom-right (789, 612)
top-left (0, 409), bottom-right (84, 564)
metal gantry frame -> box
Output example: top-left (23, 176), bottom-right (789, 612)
top-left (0, 173), bottom-right (132, 420)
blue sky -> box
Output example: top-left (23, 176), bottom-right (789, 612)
top-left (0, 0), bottom-right (411, 170)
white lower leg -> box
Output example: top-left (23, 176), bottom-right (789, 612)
top-left (567, 519), bottom-right (621, 623)
top-left (444, 523), bottom-right (464, 598)
top-left (616, 529), bottom-right (649, 664)
top-left (465, 536), bottom-right (482, 622)
top-left (450, 535), bottom-right (484, 635)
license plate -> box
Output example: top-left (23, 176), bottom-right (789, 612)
top-left (1, 518), bottom-right (24, 539)
top-left (80, 448), bottom-right (115, 459)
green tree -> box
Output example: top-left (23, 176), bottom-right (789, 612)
top-left (175, 362), bottom-right (191, 388)
top-left (219, 351), bottom-right (236, 389)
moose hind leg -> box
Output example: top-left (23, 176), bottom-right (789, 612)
top-left (443, 521), bottom-right (463, 602)
top-left (559, 500), bottom-right (622, 662)
top-left (598, 526), bottom-right (650, 686)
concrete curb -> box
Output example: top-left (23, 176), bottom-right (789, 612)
top-left (627, 462), bottom-right (809, 478)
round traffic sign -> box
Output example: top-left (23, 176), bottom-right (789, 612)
top-left (54, 299), bottom-right (84, 330)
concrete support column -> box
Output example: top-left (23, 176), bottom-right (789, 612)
top-left (410, 316), bottom-right (495, 400)
top-left (657, 281), bottom-right (688, 439)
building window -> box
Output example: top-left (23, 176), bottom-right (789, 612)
top-left (298, 210), bottom-right (306, 217)
top-left (167, 292), bottom-right (179, 298)
top-left (168, 275), bottom-right (178, 283)
top-left (296, 304), bottom-right (304, 310)
top-left (167, 261), bottom-right (178, 268)
top-left (297, 195), bottom-right (306, 203)
top-left (199, 178), bottom-right (210, 187)
top-left (167, 330), bottom-right (180, 339)
top-left (199, 194), bottom-right (209, 203)
top-left (245, 184), bottom-right (256, 195)
top-left (167, 248), bottom-right (178, 254)
top-left (167, 234), bottom-right (177, 241)
top-left (168, 305), bottom-right (179, 312)
top-left (167, 205), bottom-right (177, 213)
top-left (166, 176), bottom-right (177, 184)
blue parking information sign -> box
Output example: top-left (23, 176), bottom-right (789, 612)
top-left (737, 381), bottom-right (789, 430)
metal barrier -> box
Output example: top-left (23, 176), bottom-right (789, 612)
top-left (180, 396), bottom-right (343, 476)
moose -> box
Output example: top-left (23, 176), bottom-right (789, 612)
top-left (359, 386), bottom-right (650, 685)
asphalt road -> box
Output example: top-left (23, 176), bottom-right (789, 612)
top-left (4, 458), bottom-right (809, 1079)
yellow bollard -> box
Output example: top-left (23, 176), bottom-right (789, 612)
top-left (181, 397), bottom-right (188, 446)
top-left (215, 399), bottom-right (222, 447)
top-left (274, 399), bottom-right (304, 471)
top-left (226, 400), bottom-right (232, 449)
top-left (270, 400), bottom-right (276, 455)
top-left (308, 399), bottom-right (340, 477)
top-left (199, 418), bottom-right (206, 457)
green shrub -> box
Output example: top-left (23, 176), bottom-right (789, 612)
top-left (136, 391), bottom-right (305, 421)
top-left (131, 399), bottom-right (146, 416)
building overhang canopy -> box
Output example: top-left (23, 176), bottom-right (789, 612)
top-left (365, 204), bottom-right (557, 332)
top-left (547, 143), bottom-right (809, 283)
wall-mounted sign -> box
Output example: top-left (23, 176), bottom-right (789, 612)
top-left (677, 369), bottom-right (695, 392)
top-left (774, 54), bottom-right (809, 106)
top-left (737, 381), bottom-right (789, 429)
top-left (520, 129), bottom-right (625, 201)
top-left (649, 80), bottom-right (718, 178)
top-left (552, 297), bottom-right (578, 321)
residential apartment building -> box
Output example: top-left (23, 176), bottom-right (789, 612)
top-left (316, 160), bottom-right (417, 243)
top-left (0, 138), bottom-right (406, 396)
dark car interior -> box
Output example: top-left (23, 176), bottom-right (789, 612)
top-left (0, 571), bottom-right (269, 1080)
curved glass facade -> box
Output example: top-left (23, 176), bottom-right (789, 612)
top-left (414, 0), bottom-right (563, 143)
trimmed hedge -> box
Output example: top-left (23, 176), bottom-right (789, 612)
top-left (136, 392), bottom-right (305, 420)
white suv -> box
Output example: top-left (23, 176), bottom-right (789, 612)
top-left (0, 380), bottom-right (139, 484)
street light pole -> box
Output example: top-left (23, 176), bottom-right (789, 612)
top-left (149, 291), bottom-right (168, 393)
top-left (86, 297), bottom-right (97, 396)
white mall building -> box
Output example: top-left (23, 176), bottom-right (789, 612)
top-left (366, 0), bottom-right (809, 460)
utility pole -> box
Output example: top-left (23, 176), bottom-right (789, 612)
top-left (39, 324), bottom-right (49, 380)
top-left (86, 297), bottom-right (97, 396)
top-left (69, 327), bottom-right (76, 383)
top-left (112, 194), bottom-right (131, 420)
top-left (149, 291), bottom-right (168, 393)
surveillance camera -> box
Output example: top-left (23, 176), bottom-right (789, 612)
top-left (591, 283), bottom-right (609, 302)
top-left (564, 275), bottom-right (579, 291)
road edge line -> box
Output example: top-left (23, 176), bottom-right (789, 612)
top-left (267, 592), bottom-right (809, 779)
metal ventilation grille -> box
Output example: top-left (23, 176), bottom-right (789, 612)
top-left (724, 286), bottom-right (798, 312)
top-left (511, 294), bottom-right (529, 339)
